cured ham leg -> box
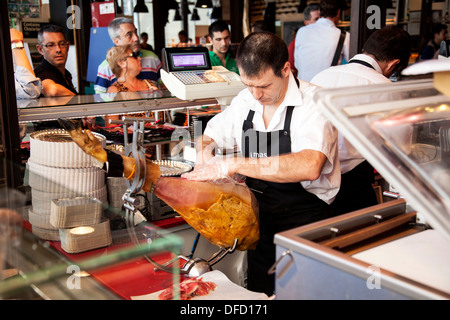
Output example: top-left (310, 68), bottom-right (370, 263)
top-left (154, 177), bottom-right (259, 250)
top-left (58, 118), bottom-right (260, 251)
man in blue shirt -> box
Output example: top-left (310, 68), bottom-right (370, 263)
top-left (95, 17), bottom-right (161, 93)
top-left (208, 20), bottom-right (239, 75)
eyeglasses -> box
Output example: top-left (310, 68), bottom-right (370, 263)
top-left (122, 30), bottom-right (139, 41)
top-left (125, 51), bottom-right (142, 59)
top-left (40, 41), bottom-right (69, 50)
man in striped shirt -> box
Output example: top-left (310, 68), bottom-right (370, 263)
top-left (94, 17), bottom-right (161, 94)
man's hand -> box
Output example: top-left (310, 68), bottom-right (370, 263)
top-left (41, 79), bottom-right (76, 97)
top-left (182, 157), bottom-right (229, 181)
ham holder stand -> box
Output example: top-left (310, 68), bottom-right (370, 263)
top-left (117, 117), bottom-right (238, 278)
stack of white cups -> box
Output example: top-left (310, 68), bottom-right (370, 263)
top-left (26, 129), bottom-right (108, 241)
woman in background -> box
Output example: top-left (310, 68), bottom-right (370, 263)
top-left (106, 45), bottom-right (158, 93)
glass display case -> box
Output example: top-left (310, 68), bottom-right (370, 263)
top-left (0, 186), bottom-right (184, 300)
top-left (16, 90), bottom-right (218, 123)
top-left (1, 90), bottom-right (219, 300)
top-left (273, 78), bottom-right (450, 300)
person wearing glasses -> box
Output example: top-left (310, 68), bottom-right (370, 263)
top-left (105, 45), bottom-right (158, 93)
top-left (94, 17), bottom-right (162, 94)
top-left (35, 24), bottom-right (77, 97)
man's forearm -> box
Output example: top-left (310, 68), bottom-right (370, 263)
top-left (195, 134), bottom-right (217, 166)
top-left (227, 150), bottom-right (327, 183)
top-left (42, 79), bottom-right (75, 97)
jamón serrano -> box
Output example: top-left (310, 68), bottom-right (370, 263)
top-left (158, 277), bottom-right (217, 300)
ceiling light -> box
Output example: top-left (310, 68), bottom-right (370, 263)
top-left (191, 9), bottom-right (200, 21)
top-left (211, 6), bottom-right (222, 20)
top-left (174, 9), bottom-right (182, 21)
top-left (134, 0), bottom-right (148, 13)
top-left (195, 0), bottom-right (213, 9)
top-left (167, 0), bottom-right (179, 10)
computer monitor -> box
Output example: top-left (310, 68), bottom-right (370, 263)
top-left (162, 47), bottom-right (212, 73)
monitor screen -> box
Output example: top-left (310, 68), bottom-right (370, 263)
top-left (172, 53), bottom-right (206, 68)
top-left (163, 47), bottom-right (212, 72)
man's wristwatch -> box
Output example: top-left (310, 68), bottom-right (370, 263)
top-left (11, 40), bottom-right (24, 50)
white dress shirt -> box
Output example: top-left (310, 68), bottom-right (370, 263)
top-left (294, 18), bottom-right (350, 82)
top-left (15, 65), bottom-right (41, 100)
top-left (311, 54), bottom-right (391, 174)
top-left (204, 73), bottom-right (340, 204)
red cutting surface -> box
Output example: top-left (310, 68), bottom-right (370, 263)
top-left (23, 218), bottom-right (188, 300)
top-left (85, 252), bottom-right (182, 299)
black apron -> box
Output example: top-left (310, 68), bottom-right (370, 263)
top-left (330, 160), bottom-right (378, 216)
top-left (330, 59), bottom-right (378, 216)
top-left (242, 103), bottom-right (332, 296)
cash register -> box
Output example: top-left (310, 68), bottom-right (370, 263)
top-left (160, 47), bottom-right (244, 102)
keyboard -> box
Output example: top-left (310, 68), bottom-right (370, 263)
top-left (172, 70), bottom-right (226, 85)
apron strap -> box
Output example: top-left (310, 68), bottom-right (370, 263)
top-left (243, 109), bottom-right (255, 132)
top-left (244, 107), bottom-right (294, 133)
top-left (246, 109), bottom-right (255, 122)
top-left (283, 106), bottom-right (294, 132)
top-left (348, 59), bottom-right (375, 70)
top-left (294, 75), bottom-right (300, 88)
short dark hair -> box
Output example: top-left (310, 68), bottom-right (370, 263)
top-left (432, 23), bottom-right (448, 35)
top-left (208, 20), bottom-right (230, 39)
top-left (319, 0), bottom-right (347, 18)
top-left (304, 3), bottom-right (320, 20)
top-left (37, 24), bottom-right (67, 44)
top-left (251, 20), bottom-right (269, 33)
top-left (236, 32), bottom-right (288, 78)
top-left (363, 26), bottom-right (411, 72)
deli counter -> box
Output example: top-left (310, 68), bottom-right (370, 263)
top-left (0, 89), bottom-right (231, 300)
top-left (3, 74), bottom-right (450, 300)
top-left (273, 78), bottom-right (450, 300)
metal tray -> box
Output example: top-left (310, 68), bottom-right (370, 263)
top-left (151, 160), bottom-right (192, 176)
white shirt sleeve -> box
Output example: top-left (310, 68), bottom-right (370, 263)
top-left (15, 66), bottom-right (41, 99)
top-left (289, 87), bottom-right (340, 204)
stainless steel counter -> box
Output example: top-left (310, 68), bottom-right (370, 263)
top-left (273, 79), bottom-right (450, 300)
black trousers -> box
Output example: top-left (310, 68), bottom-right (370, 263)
top-left (246, 180), bottom-right (332, 296)
top-left (330, 160), bottom-right (378, 216)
